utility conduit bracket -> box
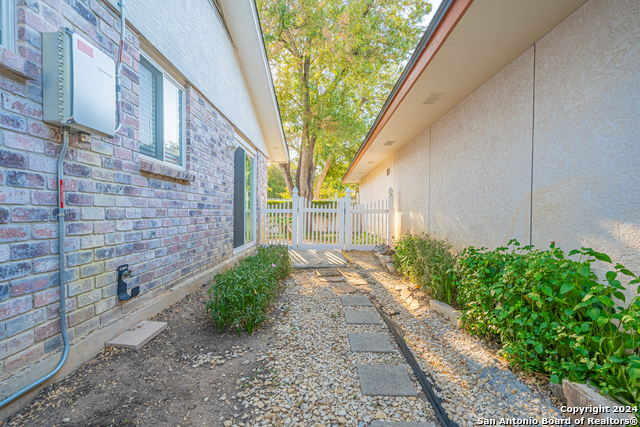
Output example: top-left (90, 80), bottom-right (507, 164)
top-left (117, 264), bottom-right (139, 301)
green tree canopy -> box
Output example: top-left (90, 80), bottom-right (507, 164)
top-left (258, 0), bottom-right (431, 200)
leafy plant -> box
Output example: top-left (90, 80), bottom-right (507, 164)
top-left (206, 245), bottom-right (291, 336)
top-left (393, 233), bottom-right (458, 305)
top-left (454, 240), bottom-right (640, 407)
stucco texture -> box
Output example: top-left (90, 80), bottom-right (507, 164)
top-left (357, 0), bottom-right (640, 297)
top-left (532, 0), bottom-right (640, 299)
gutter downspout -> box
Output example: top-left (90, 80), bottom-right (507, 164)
top-left (114, 0), bottom-right (125, 134)
top-left (0, 128), bottom-right (71, 409)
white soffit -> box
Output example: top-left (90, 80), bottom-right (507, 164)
top-left (346, 0), bottom-right (588, 182)
top-left (221, 0), bottom-right (289, 163)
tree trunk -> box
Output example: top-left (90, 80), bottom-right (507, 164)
top-left (313, 155), bottom-right (333, 200)
top-left (296, 56), bottom-right (315, 200)
top-left (278, 162), bottom-right (294, 196)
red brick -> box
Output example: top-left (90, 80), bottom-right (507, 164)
top-left (6, 171), bottom-right (45, 188)
top-left (2, 94), bottom-right (43, 119)
top-left (4, 344), bottom-right (44, 372)
top-left (12, 207), bottom-right (49, 222)
top-left (32, 191), bottom-right (58, 206)
top-left (34, 287), bottom-right (59, 307)
top-left (27, 119), bottom-right (61, 141)
top-left (35, 319), bottom-right (61, 341)
top-left (68, 305), bottom-right (94, 327)
top-left (0, 149), bottom-right (27, 169)
top-left (0, 226), bottom-right (30, 243)
top-left (33, 224), bottom-right (58, 239)
top-left (19, 6), bottom-right (56, 33)
top-left (3, 132), bottom-right (44, 153)
top-left (0, 331), bottom-right (34, 359)
top-left (0, 296), bottom-right (32, 321)
top-left (11, 242), bottom-right (49, 260)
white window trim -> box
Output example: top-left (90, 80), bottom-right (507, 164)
top-left (233, 149), bottom-right (256, 252)
top-left (1, 0), bottom-right (16, 52)
top-left (138, 52), bottom-right (187, 170)
top-left (233, 241), bottom-right (256, 255)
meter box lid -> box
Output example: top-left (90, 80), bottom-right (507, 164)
top-left (71, 33), bottom-right (116, 137)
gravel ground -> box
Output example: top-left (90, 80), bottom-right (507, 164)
top-left (235, 250), bottom-right (565, 427)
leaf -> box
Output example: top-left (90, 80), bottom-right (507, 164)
top-left (619, 268), bottom-right (637, 278)
top-left (535, 344), bottom-right (543, 354)
top-left (564, 308), bottom-right (575, 317)
top-left (542, 286), bottom-right (553, 296)
top-left (598, 295), bottom-right (614, 307)
top-left (591, 251), bottom-right (612, 263)
top-left (612, 291), bottom-right (626, 302)
top-left (568, 249), bottom-right (580, 256)
top-left (628, 367), bottom-right (640, 382)
top-left (560, 283), bottom-right (575, 294)
top-left (550, 374), bottom-right (560, 384)
top-left (577, 265), bottom-right (591, 277)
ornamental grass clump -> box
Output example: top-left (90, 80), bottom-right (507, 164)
top-left (394, 232), bottom-right (458, 305)
top-left (206, 245), bottom-right (291, 336)
top-left (454, 240), bottom-right (640, 407)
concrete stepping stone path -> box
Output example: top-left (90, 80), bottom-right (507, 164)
top-left (349, 333), bottom-right (394, 353)
top-left (345, 310), bottom-right (381, 325)
top-left (315, 268), bottom-right (342, 277)
top-left (333, 284), bottom-right (360, 295)
top-left (357, 365), bottom-right (417, 396)
top-left (341, 296), bottom-right (373, 306)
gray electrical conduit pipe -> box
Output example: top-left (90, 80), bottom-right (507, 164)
top-left (0, 0), bottom-right (126, 409)
top-left (0, 128), bottom-right (70, 409)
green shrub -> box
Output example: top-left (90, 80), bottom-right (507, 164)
top-left (454, 240), bottom-right (640, 407)
top-left (206, 245), bottom-right (291, 336)
top-left (394, 233), bottom-right (458, 305)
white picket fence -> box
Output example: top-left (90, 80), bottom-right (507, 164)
top-left (259, 187), bottom-right (394, 250)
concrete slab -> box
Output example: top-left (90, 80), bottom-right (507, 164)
top-left (332, 284), bottom-right (359, 295)
top-left (408, 299), bottom-right (420, 311)
top-left (321, 276), bottom-right (346, 283)
top-left (108, 320), bottom-right (167, 350)
top-left (369, 421), bottom-right (436, 427)
top-left (341, 296), bottom-right (373, 306)
top-left (343, 272), bottom-right (369, 286)
top-left (315, 268), bottom-right (342, 277)
top-left (357, 365), bottom-right (417, 396)
top-left (400, 288), bottom-right (412, 301)
top-left (349, 333), bottom-right (394, 353)
top-left (290, 249), bottom-right (347, 269)
top-left (370, 422), bottom-right (436, 427)
top-left (345, 311), bottom-right (381, 325)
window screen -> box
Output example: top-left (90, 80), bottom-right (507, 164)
top-left (164, 79), bottom-right (182, 165)
top-left (139, 61), bottom-right (158, 158)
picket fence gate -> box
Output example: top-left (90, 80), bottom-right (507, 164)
top-left (259, 187), bottom-right (394, 251)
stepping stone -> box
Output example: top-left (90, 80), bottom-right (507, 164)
top-left (349, 333), bottom-right (394, 353)
top-left (400, 288), bottom-right (412, 301)
top-left (108, 321), bottom-right (167, 350)
top-left (408, 299), bottom-right (420, 311)
top-left (315, 268), bottom-right (342, 277)
top-left (370, 422), bottom-right (436, 427)
top-left (343, 272), bottom-right (369, 286)
top-left (345, 311), bottom-right (381, 325)
top-left (321, 276), bottom-right (346, 282)
top-left (341, 296), bottom-right (373, 307)
top-left (357, 365), bottom-right (417, 396)
top-left (332, 284), bottom-right (359, 295)
top-left (405, 296), bottom-right (414, 305)
top-left (290, 249), bottom-right (347, 269)
top-left (395, 284), bottom-right (408, 290)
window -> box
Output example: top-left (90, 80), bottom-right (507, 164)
top-left (139, 56), bottom-right (184, 166)
top-left (0, 0), bottom-right (16, 52)
top-left (233, 147), bottom-right (255, 250)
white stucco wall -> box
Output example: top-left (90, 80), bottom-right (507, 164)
top-left (359, 0), bottom-right (640, 293)
top-left (107, 0), bottom-right (269, 154)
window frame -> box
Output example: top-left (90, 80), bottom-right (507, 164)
top-left (0, 0), bottom-right (16, 52)
top-left (138, 53), bottom-right (186, 169)
top-left (233, 138), bottom-right (257, 254)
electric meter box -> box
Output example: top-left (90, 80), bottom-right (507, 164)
top-left (43, 28), bottom-right (116, 138)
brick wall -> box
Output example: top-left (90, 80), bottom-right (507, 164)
top-left (0, 0), bottom-right (259, 382)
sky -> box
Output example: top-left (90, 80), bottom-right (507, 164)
top-left (422, 0), bottom-right (444, 28)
